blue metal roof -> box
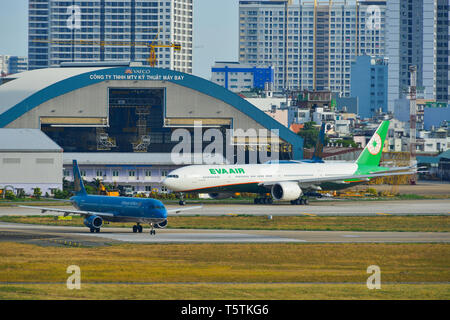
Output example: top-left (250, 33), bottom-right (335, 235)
top-left (0, 66), bottom-right (303, 158)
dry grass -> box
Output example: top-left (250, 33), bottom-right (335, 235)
top-left (0, 242), bottom-right (448, 284)
top-left (0, 283), bottom-right (449, 300)
top-left (0, 215), bottom-right (449, 232)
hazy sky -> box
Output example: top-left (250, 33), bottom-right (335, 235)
top-left (0, 0), bottom-right (240, 79)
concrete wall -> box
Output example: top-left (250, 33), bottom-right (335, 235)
top-left (63, 164), bottom-right (177, 193)
top-left (0, 152), bottom-right (63, 194)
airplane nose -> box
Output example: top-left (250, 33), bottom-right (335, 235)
top-left (161, 208), bottom-right (168, 219)
top-left (162, 178), bottom-right (175, 190)
top-left (162, 177), bottom-right (170, 187)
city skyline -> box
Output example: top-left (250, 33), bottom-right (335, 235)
top-left (0, 0), bottom-right (240, 79)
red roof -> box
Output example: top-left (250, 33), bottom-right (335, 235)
top-left (290, 123), bottom-right (304, 133)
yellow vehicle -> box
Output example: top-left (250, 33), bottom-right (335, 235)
top-left (98, 182), bottom-right (119, 197)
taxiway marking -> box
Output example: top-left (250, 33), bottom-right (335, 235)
top-left (301, 213), bottom-right (317, 217)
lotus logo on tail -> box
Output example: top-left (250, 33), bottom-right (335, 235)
top-left (367, 133), bottom-right (382, 155)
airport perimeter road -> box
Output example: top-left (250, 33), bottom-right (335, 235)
top-left (0, 222), bottom-right (449, 244)
top-left (0, 199), bottom-right (449, 216)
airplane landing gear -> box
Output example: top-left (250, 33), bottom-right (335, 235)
top-left (178, 193), bottom-right (186, 206)
top-left (254, 197), bottom-right (273, 205)
top-left (90, 227), bottom-right (100, 233)
top-left (149, 223), bottom-right (156, 235)
top-left (290, 197), bottom-right (309, 205)
top-left (132, 223), bottom-right (143, 233)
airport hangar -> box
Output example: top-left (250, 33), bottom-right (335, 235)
top-left (0, 63), bottom-right (303, 195)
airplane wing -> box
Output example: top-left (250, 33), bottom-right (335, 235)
top-left (368, 164), bottom-right (426, 174)
top-left (166, 205), bottom-right (203, 215)
top-left (18, 205), bottom-right (115, 218)
top-left (260, 170), bottom-right (416, 187)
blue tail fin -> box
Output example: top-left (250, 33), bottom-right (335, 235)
top-left (73, 160), bottom-right (87, 196)
top-left (311, 123), bottom-right (325, 163)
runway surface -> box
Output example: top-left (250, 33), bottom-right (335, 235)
top-left (0, 199), bottom-right (448, 245)
top-left (1, 199), bottom-right (449, 216)
top-left (0, 222), bottom-right (449, 245)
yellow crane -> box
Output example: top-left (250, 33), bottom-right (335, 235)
top-left (32, 30), bottom-right (181, 67)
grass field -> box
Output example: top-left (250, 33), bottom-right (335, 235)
top-left (0, 215), bottom-right (448, 232)
top-left (0, 283), bottom-right (448, 300)
top-left (1, 242), bottom-right (448, 283)
top-left (0, 242), bottom-right (448, 299)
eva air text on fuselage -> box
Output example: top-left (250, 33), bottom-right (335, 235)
top-left (209, 168), bottom-right (245, 175)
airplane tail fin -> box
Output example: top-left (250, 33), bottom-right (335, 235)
top-left (311, 122), bottom-right (325, 163)
top-left (72, 160), bottom-right (87, 196)
top-left (356, 121), bottom-right (389, 167)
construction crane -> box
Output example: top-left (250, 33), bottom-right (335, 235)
top-left (32, 29), bottom-right (181, 67)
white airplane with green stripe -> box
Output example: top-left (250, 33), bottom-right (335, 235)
top-left (163, 121), bottom-right (416, 205)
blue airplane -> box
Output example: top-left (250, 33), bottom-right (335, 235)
top-left (20, 160), bottom-right (201, 235)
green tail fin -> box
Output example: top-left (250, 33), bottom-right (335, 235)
top-left (356, 121), bottom-right (389, 167)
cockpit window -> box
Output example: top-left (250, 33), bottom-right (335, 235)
top-left (167, 174), bottom-right (179, 178)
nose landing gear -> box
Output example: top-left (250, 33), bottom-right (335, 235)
top-left (149, 223), bottom-right (156, 235)
top-left (178, 193), bottom-right (186, 206)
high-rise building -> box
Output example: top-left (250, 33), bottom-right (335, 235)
top-left (0, 55), bottom-right (28, 75)
top-left (350, 55), bottom-right (388, 119)
top-left (387, 0), bottom-right (450, 111)
top-left (28, 0), bottom-right (193, 73)
top-left (238, 0), bottom-right (386, 95)
top-left (436, 0), bottom-right (450, 103)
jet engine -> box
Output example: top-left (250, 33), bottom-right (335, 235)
top-left (208, 192), bottom-right (234, 200)
top-left (271, 182), bottom-right (302, 201)
top-left (154, 219), bottom-right (168, 229)
top-left (83, 215), bottom-right (103, 229)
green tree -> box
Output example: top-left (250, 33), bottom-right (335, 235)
top-left (5, 191), bottom-right (16, 201)
top-left (333, 139), bottom-right (358, 148)
top-left (54, 189), bottom-right (71, 199)
top-left (33, 188), bottom-right (42, 200)
top-left (297, 121), bottom-right (330, 149)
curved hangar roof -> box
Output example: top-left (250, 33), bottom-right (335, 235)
top-left (0, 66), bottom-right (303, 158)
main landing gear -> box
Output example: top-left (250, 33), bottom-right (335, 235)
top-left (132, 223), bottom-right (143, 233)
top-left (89, 227), bottom-right (100, 233)
top-left (290, 197), bottom-right (309, 205)
top-left (254, 197), bottom-right (273, 204)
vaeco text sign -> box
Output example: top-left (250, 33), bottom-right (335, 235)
top-left (89, 69), bottom-right (185, 81)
